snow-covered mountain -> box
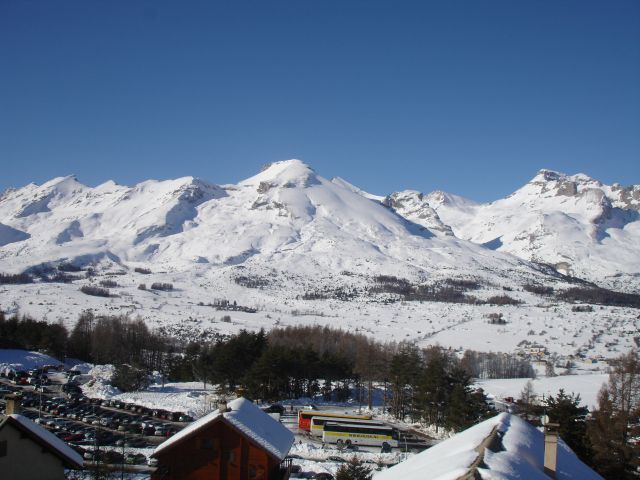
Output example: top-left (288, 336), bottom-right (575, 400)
top-left (387, 169), bottom-right (640, 291)
top-left (1, 161), bottom-right (639, 358)
top-left (0, 160), bottom-right (550, 287)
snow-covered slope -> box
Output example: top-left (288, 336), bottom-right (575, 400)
top-left (389, 170), bottom-right (640, 291)
top-left (0, 160), bottom-right (547, 287)
top-left (1, 161), bottom-right (639, 358)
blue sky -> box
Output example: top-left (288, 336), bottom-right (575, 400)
top-left (1, 0), bottom-right (638, 202)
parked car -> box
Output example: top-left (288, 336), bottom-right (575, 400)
top-left (125, 453), bottom-right (146, 465)
top-left (262, 404), bottom-right (285, 414)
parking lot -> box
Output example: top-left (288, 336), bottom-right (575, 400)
top-left (0, 367), bottom-right (194, 469)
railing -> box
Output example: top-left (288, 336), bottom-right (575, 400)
top-left (275, 456), bottom-right (293, 480)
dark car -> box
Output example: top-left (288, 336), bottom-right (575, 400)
top-left (262, 404), bottom-right (285, 415)
top-left (102, 451), bottom-right (124, 464)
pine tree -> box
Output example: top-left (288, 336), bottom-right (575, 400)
top-left (416, 347), bottom-right (449, 430)
top-left (335, 458), bottom-right (372, 480)
top-left (545, 389), bottom-right (590, 461)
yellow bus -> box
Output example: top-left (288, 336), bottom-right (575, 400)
top-left (297, 410), bottom-right (371, 431)
top-left (322, 422), bottom-right (398, 447)
top-left (309, 416), bottom-right (384, 437)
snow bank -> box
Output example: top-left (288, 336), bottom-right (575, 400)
top-left (112, 382), bottom-right (214, 417)
top-left (81, 364), bottom-right (121, 398)
top-left (475, 374), bottom-right (608, 410)
top-left (0, 348), bottom-right (61, 373)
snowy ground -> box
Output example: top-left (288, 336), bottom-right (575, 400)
top-left (476, 373), bottom-right (609, 410)
top-left (80, 365), bottom-right (216, 418)
top-left (2, 274), bottom-right (638, 360)
top-left (0, 348), bottom-right (62, 373)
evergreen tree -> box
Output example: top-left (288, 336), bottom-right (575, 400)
top-left (416, 348), bottom-right (449, 430)
top-left (389, 343), bottom-right (422, 420)
top-left (545, 389), bottom-right (591, 461)
top-left (335, 458), bottom-right (372, 480)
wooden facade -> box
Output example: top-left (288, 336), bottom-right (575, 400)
top-left (152, 417), bottom-right (289, 480)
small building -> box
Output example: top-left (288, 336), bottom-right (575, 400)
top-left (527, 344), bottom-right (548, 358)
top-left (0, 414), bottom-right (83, 480)
top-left (152, 397), bottom-right (295, 480)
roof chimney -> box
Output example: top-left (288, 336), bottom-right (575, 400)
top-left (217, 399), bottom-right (229, 413)
top-left (543, 422), bottom-right (559, 479)
top-left (5, 394), bottom-right (22, 415)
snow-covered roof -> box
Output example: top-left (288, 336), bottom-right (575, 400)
top-left (153, 397), bottom-right (294, 461)
top-left (0, 414), bottom-right (83, 469)
top-left (375, 413), bottom-right (602, 480)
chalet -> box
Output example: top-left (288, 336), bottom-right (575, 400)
top-left (0, 413), bottom-right (83, 480)
top-left (527, 344), bottom-right (548, 358)
top-left (152, 397), bottom-right (295, 480)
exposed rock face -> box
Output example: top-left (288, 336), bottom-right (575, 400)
top-left (383, 191), bottom-right (454, 235)
top-left (410, 169), bottom-right (640, 290)
top-left (556, 181), bottom-right (577, 197)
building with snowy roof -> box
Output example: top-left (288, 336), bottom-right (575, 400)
top-left (0, 413), bottom-right (83, 480)
top-left (152, 397), bottom-right (295, 480)
top-left (375, 412), bottom-right (602, 480)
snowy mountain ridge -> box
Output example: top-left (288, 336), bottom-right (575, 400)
top-left (1, 161), bottom-right (639, 292)
top-left (1, 160), bottom-right (639, 358)
top-left (0, 160), bottom-right (545, 288)
top-left (386, 169), bottom-right (640, 291)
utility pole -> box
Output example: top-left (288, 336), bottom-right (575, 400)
top-left (121, 429), bottom-right (126, 480)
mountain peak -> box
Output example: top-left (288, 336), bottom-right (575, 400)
top-left (533, 169), bottom-right (596, 185)
top-left (241, 159), bottom-right (320, 189)
top-left (533, 169), bottom-right (565, 182)
top-left (40, 175), bottom-right (85, 193)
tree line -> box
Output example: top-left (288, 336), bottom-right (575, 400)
top-left (0, 311), bottom-right (67, 358)
top-left (517, 349), bottom-right (640, 480)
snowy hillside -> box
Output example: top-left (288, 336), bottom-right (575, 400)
top-left (0, 161), bottom-right (639, 358)
top-left (0, 160), bottom-right (549, 285)
top-left (389, 169), bottom-right (640, 291)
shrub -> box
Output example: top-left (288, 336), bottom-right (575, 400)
top-left (336, 458), bottom-right (372, 480)
top-left (558, 287), bottom-right (640, 308)
top-left (523, 283), bottom-right (554, 295)
top-left (57, 263), bottom-right (82, 272)
top-left (134, 267), bottom-right (151, 274)
top-left (572, 305), bottom-right (594, 312)
top-left (486, 295), bottom-right (521, 306)
top-left (150, 282), bottom-right (173, 291)
top-left (0, 273), bottom-right (33, 284)
top-left (80, 285), bottom-right (110, 297)
top-left (111, 364), bottom-right (149, 392)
